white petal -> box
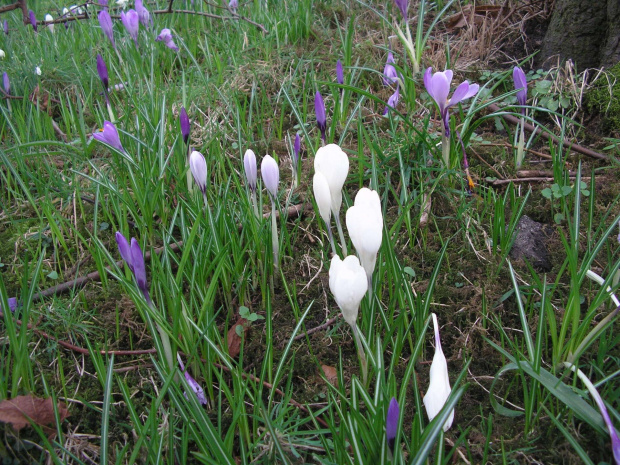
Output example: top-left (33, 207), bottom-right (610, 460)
top-left (314, 144), bottom-right (349, 215)
top-left (329, 255), bottom-right (367, 327)
top-left (346, 188), bottom-right (383, 278)
top-left (313, 172), bottom-right (331, 224)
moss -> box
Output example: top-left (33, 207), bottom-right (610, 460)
top-left (584, 62), bottom-right (620, 137)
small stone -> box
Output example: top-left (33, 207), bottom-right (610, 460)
top-left (509, 215), bottom-right (552, 271)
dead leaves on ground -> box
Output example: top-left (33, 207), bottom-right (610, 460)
top-left (0, 395), bottom-right (69, 435)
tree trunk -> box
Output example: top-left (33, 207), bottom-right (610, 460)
top-left (539, 0), bottom-right (619, 69)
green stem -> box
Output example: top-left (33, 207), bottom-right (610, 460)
top-left (334, 211), bottom-right (347, 257)
top-left (442, 133), bottom-right (450, 168)
top-left (516, 118), bottom-right (525, 168)
top-left (326, 222), bottom-right (337, 257)
top-left (352, 323), bottom-right (368, 385)
top-left (271, 198), bottom-right (279, 270)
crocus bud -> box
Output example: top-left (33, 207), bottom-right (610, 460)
top-left (120, 9), bottom-right (139, 47)
top-left (383, 85), bottom-right (400, 115)
top-left (179, 107), bottom-right (190, 145)
top-left (261, 155), bottom-right (279, 199)
top-left (423, 313), bottom-right (454, 432)
top-left (130, 238), bottom-right (150, 302)
top-left (45, 14), bottom-right (54, 33)
top-left (386, 397), bottom-right (400, 451)
top-left (315, 91), bottom-right (326, 141)
top-left (96, 54), bottom-right (109, 91)
top-left (115, 232), bottom-right (133, 272)
top-left (135, 0), bottom-right (151, 27)
top-left (513, 66), bottom-right (527, 114)
top-left (155, 28), bottom-right (180, 52)
top-left (314, 144), bottom-right (349, 216)
top-left (328, 255), bottom-right (368, 327)
top-left (313, 172), bottom-right (331, 225)
top-left (228, 0), bottom-right (238, 12)
top-left (0, 50), bottom-right (4, 59)
top-left (29, 10), bottom-right (37, 32)
top-left (0, 297), bottom-right (18, 314)
top-left (177, 354), bottom-right (208, 405)
top-left (93, 121), bottom-right (125, 153)
top-left (346, 188), bottom-right (383, 285)
top-left (383, 52), bottom-right (398, 86)
top-left (336, 59), bottom-right (344, 85)
top-left (294, 133), bottom-right (301, 164)
top-left (243, 149), bottom-right (257, 192)
top-left (35, 66), bottom-right (41, 76)
top-left (393, 0), bottom-right (408, 21)
top-left (3, 20), bottom-right (8, 35)
top-left (98, 10), bottom-right (115, 48)
top-left (189, 151), bottom-right (207, 194)
top-left (2, 72), bottom-right (9, 94)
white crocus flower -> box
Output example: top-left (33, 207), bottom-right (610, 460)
top-left (45, 14), bottom-right (54, 32)
top-left (346, 187), bottom-right (383, 297)
top-left (329, 255), bottom-right (369, 382)
top-left (35, 66), bottom-right (42, 76)
top-left (0, 49), bottom-right (5, 59)
top-left (423, 313), bottom-right (454, 431)
top-left (314, 143), bottom-right (349, 255)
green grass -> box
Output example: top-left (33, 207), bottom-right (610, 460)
top-left (1, 0), bottom-right (619, 463)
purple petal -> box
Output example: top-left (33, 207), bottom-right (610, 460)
top-left (189, 151), bottom-right (208, 194)
top-left (513, 66), bottom-right (527, 109)
top-left (383, 86), bottom-right (400, 115)
top-left (383, 53), bottom-right (398, 86)
top-left (29, 10), bottom-right (37, 32)
top-left (2, 72), bottom-right (9, 94)
top-left (130, 238), bottom-right (149, 302)
top-left (448, 81), bottom-right (471, 108)
top-left (261, 155), bottom-right (279, 198)
top-left (135, 0), bottom-right (151, 27)
top-left (393, 0), bottom-right (408, 21)
top-left (96, 54), bottom-right (109, 90)
top-left (243, 149), bottom-right (257, 192)
top-left (336, 59), bottom-right (344, 85)
top-left (315, 91), bottom-right (326, 141)
top-left (386, 397), bottom-right (400, 449)
top-left (178, 355), bottom-right (208, 406)
top-left (1, 297), bottom-right (18, 314)
top-left (93, 121), bottom-right (125, 153)
top-left (180, 107), bottom-right (190, 144)
top-left (121, 10), bottom-right (139, 47)
top-left (3, 20), bottom-right (8, 35)
top-left (98, 10), bottom-right (115, 48)
top-left (115, 232), bottom-right (133, 271)
top-left (293, 134), bottom-right (301, 164)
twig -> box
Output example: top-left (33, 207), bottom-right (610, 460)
top-left (488, 176), bottom-right (594, 186)
top-left (149, 9), bottom-right (268, 33)
top-left (487, 103), bottom-right (608, 161)
top-left (293, 316), bottom-right (340, 341)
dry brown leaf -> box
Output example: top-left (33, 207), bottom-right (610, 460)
top-left (0, 395), bottom-right (69, 431)
top-left (321, 365), bottom-right (338, 386)
top-left (226, 317), bottom-right (249, 358)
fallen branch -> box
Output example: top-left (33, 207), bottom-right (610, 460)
top-left (293, 315), bottom-right (340, 341)
top-left (488, 176), bottom-right (595, 186)
top-left (487, 103), bottom-right (608, 161)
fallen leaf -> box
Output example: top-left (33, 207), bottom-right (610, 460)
top-left (226, 317), bottom-right (250, 358)
top-left (0, 395), bottom-right (69, 432)
top-left (321, 365), bottom-right (338, 386)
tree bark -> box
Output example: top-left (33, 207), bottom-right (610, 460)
top-left (539, 0), bottom-right (619, 69)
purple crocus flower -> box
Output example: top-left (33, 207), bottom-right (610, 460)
top-left (100, 0), bottom-right (108, 9)
top-left (96, 54), bottom-right (109, 91)
top-left (180, 107), bottom-right (190, 145)
top-left (177, 354), bottom-right (208, 405)
top-left (0, 297), bottom-right (18, 314)
top-left (189, 151), bottom-right (208, 194)
top-left (315, 91), bottom-right (327, 142)
top-left (513, 66), bottom-right (527, 115)
top-left (243, 149), bottom-right (257, 193)
top-left (3, 20), bottom-right (8, 35)
top-left (383, 52), bottom-right (398, 86)
top-left (293, 133), bottom-right (301, 165)
top-left (383, 85), bottom-right (400, 115)
top-left (2, 72), bottom-right (9, 95)
top-left (135, 0), bottom-right (151, 27)
top-left (155, 28), bottom-right (180, 52)
top-left (29, 10), bottom-right (37, 32)
top-left (424, 67), bottom-right (479, 136)
top-left (228, 0), bottom-right (238, 12)
top-left (120, 9), bottom-right (139, 47)
top-left (115, 232), bottom-right (133, 271)
top-left (98, 10), bottom-right (115, 49)
top-left (393, 0), bottom-right (408, 21)
top-left (386, 397), bottom-right (400, 451)
top-left (336, 60), bottom-right (344, 85)
top-left (93, 121), bottom-right (125, 153)
top-left (130, 238), bottom-right (150, 303)
top-left (261, 155), bottom-right (279, 199)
